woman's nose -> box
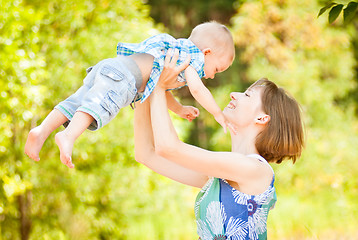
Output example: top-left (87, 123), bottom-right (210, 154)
top-left (230, 92), bottom-right (237, 100)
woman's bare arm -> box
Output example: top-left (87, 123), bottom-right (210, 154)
top-left (133, 51), bottom-right (209, 189)
top-left (134, 100), bottom-right (208, 188)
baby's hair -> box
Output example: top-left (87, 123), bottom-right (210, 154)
top-left (251, 78), bottom-right (305, 164)
top-left (189, 21), bottom-right (235, 61)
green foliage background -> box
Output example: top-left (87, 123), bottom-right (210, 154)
top-left (1, 0), bottom-right (358, 239)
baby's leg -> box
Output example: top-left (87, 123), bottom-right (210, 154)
top-left (25, 109), bottom-right (68, 161)
top-left (55, 111), bottom-right (94, 168)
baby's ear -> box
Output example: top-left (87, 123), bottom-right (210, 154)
top-left (202, 48), bottom-right (212, 55)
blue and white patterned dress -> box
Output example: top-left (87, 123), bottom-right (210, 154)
top-left (194, 154), bottom-right (277, 240)
top-left (117, 33), bottom-right (205, 102)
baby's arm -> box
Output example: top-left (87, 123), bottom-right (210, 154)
top-left (185, 66), bottom-right (228, 132)
top-left (166, 91), bottom-right (182, 114)
top-left (166, 91), bottom-right (199, 121)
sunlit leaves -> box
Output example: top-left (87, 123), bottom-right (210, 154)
top-left (318, 1), bottom-right (358, 24)
top-left (317, 2), bottom-right (338, 17)
top-left (344, 1), bottom-right (358, 23)
top-left (329, 4), bottom-right (344, 23)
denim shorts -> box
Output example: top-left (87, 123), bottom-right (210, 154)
top-left (55, 56), bottom-right (139, 131)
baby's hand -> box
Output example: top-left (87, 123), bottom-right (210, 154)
top-left (177, 106), bottom-right (200, 122)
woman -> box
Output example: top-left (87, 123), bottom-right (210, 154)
top-left (134, 50), bottom-right (304, 240)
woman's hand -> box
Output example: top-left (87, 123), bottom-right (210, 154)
top-left (157, 48), bottom-right (191, 90)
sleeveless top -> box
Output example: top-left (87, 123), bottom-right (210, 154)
top-left (194, 154), bottom-right (277, 240)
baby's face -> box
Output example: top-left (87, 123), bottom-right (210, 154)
top-left (203, 51), bottom-right (233, 79)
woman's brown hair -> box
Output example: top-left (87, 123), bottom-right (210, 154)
top-left (251, 78), bottom-right (304, 163)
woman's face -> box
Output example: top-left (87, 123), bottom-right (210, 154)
top-left (223, 86), bottom-right (264, 128)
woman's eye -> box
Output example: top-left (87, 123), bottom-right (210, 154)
top-left (245, 93), bottom-right (249, 97)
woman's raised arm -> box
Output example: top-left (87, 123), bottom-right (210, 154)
top-left (133, 50), bottom-right (208, 188)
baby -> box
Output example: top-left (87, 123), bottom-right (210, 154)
top-left (25, 21), bottom-right (235, 168)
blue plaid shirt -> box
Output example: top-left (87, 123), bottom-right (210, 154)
top-left (117, 34), bottom-right (205, 102)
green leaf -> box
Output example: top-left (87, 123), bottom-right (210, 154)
top-left (318, 2), bottom-right (338, 17)
top-left (329, 4), bottom-right (344, 23)
top-left (343, 1), bottom-right (358, 24)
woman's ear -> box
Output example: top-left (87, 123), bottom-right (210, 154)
top-left (202, 48), bottom-right (212, 55)
top-left (255, 114), bottom-right (270, 125)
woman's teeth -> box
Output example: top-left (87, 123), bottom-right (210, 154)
top-left (227, 102), bottom-right (235, 109)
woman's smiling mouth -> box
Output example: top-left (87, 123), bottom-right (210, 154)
top-left (227, 101), bottom-right (236, 109)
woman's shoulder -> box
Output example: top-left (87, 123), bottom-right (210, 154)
top-left (246, 154), bottom-right (275, 174)
top-left (222, 153), bottom-right (274, 195)
top-left (228, 152), bottom-right (274, 175)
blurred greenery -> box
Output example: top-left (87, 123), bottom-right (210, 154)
top-left (1, 0), bottom-right (358, 239)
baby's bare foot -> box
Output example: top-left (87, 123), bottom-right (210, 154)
top-left (25, 126), bottom-right (46, 161)
top-left (55, 132), bottom-right (75, 168)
